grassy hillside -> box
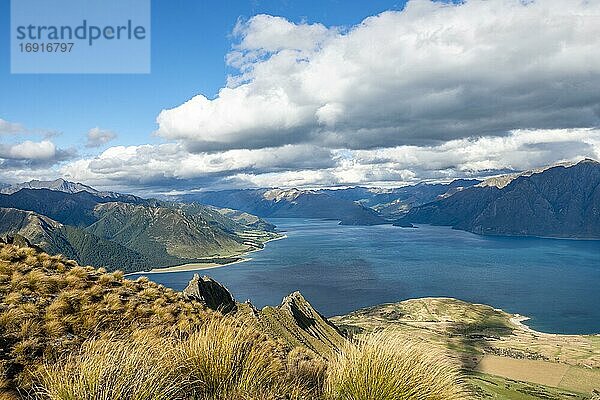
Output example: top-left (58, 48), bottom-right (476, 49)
top-left (0, 243), bottom-right (469, 399)
top-left (332, 298), bottom-right (600, 399)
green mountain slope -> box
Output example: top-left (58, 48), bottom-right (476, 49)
top-left (0, 182), bottom-right (280, 272)
top-left (86, 202), bottom-right (250, 261)
top-left (0, 208), bottom-right (151, 272)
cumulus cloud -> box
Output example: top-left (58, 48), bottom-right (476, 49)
top-left (7, 2), bottom-right (600, 193)
top-left (85, 127), bottom-right (117, 148)
top-left (156, 0), bottom-right (600, 151)
top-left (60, 144), bottom-right (336, 189)
top-left (59, 128), bottom-right (600, 191)
top-left (0, 140), bottom-right (57, 160)
top-left (0, 139), bottom-right (78, 183)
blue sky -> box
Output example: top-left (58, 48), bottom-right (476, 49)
top-left (1, 0), bottom-right (599, 193)
top-left (0, 0), bottom-right (406, 152)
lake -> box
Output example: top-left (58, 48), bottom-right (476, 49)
top-left (132, 219), bottom-right (600, 334)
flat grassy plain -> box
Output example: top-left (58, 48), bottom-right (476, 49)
top-left (331, 297), bottom-right (600, 399)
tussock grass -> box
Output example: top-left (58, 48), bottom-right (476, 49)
top-left (325, 331), bottom-right (469, 400)
top-left (31, 322), bottom-right (319, 400)
top-left (1, 243), bottom-right (471, 399)
top-left (33, 334), bottom-right (183, 400)
top-left (0, 243), bottom-right (214, 390)
top-left (176, 319), bottom-right (298, 400)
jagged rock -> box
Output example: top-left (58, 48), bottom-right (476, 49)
top-left (183, 274), bottom-right (236, 313)
top-left (244, 299), bottom-right (260, 316)
top-left (2, 234), bottom-right (41, 251)
top-left (273, 291), bottom-right (344, 351)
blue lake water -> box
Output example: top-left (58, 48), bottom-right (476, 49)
top-left (132, 219), bottom-right (600, 334)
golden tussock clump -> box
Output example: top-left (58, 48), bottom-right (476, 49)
top-left (0, 243), bottom-right (215, 390)
top-left (31, 321), bottom-right (320, 400)
top-left (325, 331), bottom-right (469, 400)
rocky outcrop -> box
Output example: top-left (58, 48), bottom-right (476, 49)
top-left (279, 291), bottom-right (342, 337)
top-left (180, 275), bottom-right (345, 355)
top-left (251, 291), bottom-right (346, 356)
top-left (183, 273), bottom-right (237, 313)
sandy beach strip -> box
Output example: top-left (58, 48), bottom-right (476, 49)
top-left (139, 257), bottom-right (251, 274)
top-left (130, 233), bottom-right (287, 275)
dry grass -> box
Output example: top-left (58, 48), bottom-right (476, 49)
top-left (1, 243), bottom-right (471, 399)
top-left (325, 331), bottom-right (469, 400)
top-left (0, 243), bottom-right (214, 391)
top-left (30, 322), bottom-right (321, 400)
top-left (32, 334), bottom-right (183, 400)
top-left (176, 319), bottom-right (288, 399)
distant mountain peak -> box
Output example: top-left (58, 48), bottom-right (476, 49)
top-left (263, 187), bottom-right (319, 202)
top-left (476, 159), bottom-right (597, 189)
top-left (0, 178), bottom-right (100, 195)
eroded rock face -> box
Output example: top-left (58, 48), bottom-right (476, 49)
top-left (277, 291), bottom-right (343, 347)
top-left (183, 273), bottom-right (236, 313)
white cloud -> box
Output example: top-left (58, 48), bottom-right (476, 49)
top-left (0, 138), bottom-right (77, 184)
top-left (6, 3), bottom-right (600, 193)
top-left (0, 140), bottom-right (56, 160)
top-left (85, 127), bottom-right (117, 148)
top-left (59, 128), bottom-right (600, 191)
top-left (60, 143), bottom-right (335, 188)
top-left (0, 119), bottom-right (25, 135)
top-left (156, 0), bottom-right (600, 151)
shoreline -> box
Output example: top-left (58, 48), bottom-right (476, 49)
top-left (128, 233), bottom-right (287, 275)
top-left (332, 297), bottom-right (599, 337)
top-left (506, 312), bottom-right (599, 337)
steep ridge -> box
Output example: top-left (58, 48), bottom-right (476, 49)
top-left (177, 272), bottom-right (346, 356)
top-left (402, 159), bottom-right (600, 238)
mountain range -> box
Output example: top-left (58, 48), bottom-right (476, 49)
top-left (0, 158), bottom-right (597, 267)
top-left (179, 188), bottom-right (388, 225)
top-left (401, 159), bottom-right (600, 238)
top-left (0, 186), bottom-right (278, 272)
top-left (176, 181), bottom-right (479, 226)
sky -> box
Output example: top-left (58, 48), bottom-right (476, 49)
top-left (1, 0), bottom-right (600, 195)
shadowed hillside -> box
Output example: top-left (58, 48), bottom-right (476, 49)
top-left (0, 184), bottom-right (280, 272)
top-left (332, 298), bottom-right (600, 399)
top-left (401, 159), bottom-right (600, 238)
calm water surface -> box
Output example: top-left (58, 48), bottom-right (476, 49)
top-left (132, 219), bottom-right (600, 334)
